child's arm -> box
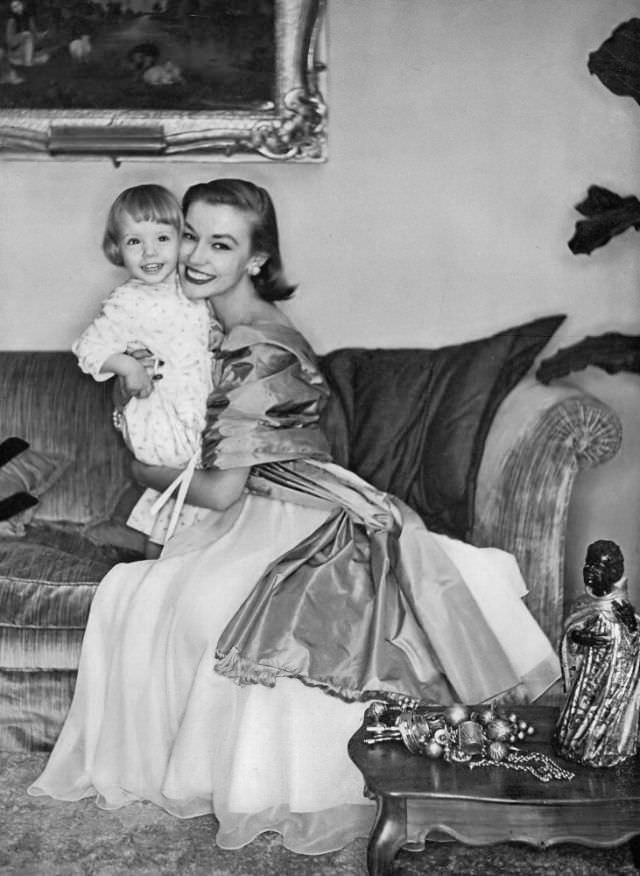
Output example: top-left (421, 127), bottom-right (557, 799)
top-left (131, 460), bottom-right (250, 512)
top-left (73, 286), bottom-right (152, 392)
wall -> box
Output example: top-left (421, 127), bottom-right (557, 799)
top-left (1, 0), bottom-right (639, 602)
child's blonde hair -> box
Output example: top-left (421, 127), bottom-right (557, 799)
top-left (102, 184), bottom-right (183, 267)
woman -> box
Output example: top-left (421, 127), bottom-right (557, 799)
top-left (29, 179), bottom-right (560, 854)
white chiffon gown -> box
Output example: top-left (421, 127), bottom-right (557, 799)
top-left (28, 491), bottom-right (560, 854)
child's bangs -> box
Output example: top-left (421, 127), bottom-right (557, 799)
top-left (119, 192), bottom-right (181, 229)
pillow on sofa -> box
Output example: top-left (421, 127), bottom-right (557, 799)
top-left (0, 437), bottom-right (38, 524)
top-left (0, 438), bottom-right (71, 536)
top-left (319, 314), bottom-right (566, 541)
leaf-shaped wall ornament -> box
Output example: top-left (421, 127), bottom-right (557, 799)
top-left (568, 186), bottom-right (640, 255)
top-left (587, 18), bottom-right (640, 105)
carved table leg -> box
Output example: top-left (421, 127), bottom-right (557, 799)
top-left (367, 794), bottom-right (407, 876)
top-left (629, 835), bottom-right (640, 870)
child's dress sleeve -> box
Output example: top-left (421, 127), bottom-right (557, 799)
top-left (72, 285), bottom-right (141, 381)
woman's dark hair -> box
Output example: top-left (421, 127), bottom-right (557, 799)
top-left (182, 178), bottom-right (296, 301)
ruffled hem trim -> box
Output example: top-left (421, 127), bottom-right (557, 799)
top-left (214, 647), bottom-right (390, 704)
top-left (214, 645), bottom-right (561, 709)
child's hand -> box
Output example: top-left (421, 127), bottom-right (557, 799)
top-left (126, 343), bottom-right (165, 382)
top-left (122, 357), bottom-right (154, 399)
top-left (104, 349), bottom-right (163, 403)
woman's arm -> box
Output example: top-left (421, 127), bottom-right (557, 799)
top-left (131, 459), bottom-right (250, 511)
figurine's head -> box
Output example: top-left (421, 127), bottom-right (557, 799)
top-left (583, 539), bottom-right (624, 596)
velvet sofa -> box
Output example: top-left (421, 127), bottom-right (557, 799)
top-left (0, 315), bottom-right (623, 752)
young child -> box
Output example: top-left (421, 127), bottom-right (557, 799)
top-left (73, 184), bottom-right (220, 555)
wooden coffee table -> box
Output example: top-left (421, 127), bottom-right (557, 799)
top-left (348, 705), bottom-right (640, 875)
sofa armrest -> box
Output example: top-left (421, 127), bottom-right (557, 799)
top-left (471, 375), bottom-right (622, 648)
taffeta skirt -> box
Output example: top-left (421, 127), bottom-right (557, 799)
top-left (29, 493), bottom-right (559, 854)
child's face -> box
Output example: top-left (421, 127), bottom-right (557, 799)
top-left (118, 216), bottom-right (179, 285)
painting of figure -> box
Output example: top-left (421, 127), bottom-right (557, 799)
top-left (0, 0), bottom-right (276, 110)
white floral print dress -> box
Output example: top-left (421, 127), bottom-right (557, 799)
top-left (73, 275), bottom-right (221, 543)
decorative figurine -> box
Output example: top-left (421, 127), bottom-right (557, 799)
top-left (554, 540), bottom-right (640, 767)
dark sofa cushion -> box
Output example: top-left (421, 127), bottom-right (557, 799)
top-left (319, 315), bottom-right (565, 540)
top-left (0, 436), bottom-right (38, 525)
top-left (0, 352), bottom-right (133, 525)
top-left (0, 437), bottom-right (72, 535)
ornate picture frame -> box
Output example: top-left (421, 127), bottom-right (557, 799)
top-left (0, 0), bottom-right (327, 162)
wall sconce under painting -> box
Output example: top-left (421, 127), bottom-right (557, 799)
top-left (0, 0), bottom-right (327, 163)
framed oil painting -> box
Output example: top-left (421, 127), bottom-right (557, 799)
top-left (0, 0), bottom-right (327, 161)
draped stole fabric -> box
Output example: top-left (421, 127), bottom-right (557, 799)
top-left (201, 323), bottom-right (333, 471)
top-left (208, 324), bottom-right (526, 705)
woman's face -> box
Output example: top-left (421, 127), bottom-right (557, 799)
top-left (179, 201), bottom-right (259, 301)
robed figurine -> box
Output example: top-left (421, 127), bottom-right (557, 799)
top-left (554, 540), bottom-right (640, 767)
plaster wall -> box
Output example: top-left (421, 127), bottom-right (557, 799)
top-left (1, 0), bottom-right (639, 603)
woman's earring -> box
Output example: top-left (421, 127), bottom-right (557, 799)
top-left (249, 264), bottom-right (261, 276)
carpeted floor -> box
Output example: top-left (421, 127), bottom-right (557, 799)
top-left (1, 752), bottom-right (637, 875)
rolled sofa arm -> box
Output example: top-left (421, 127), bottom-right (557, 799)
top-left (472, 375), bottom-right (622, 648)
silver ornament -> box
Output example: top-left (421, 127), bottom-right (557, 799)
top-left (485, 718), bottom-right (512, 741)
top-left (424, 740), bottom-right (444, 759)
top-left (444, 704), bottom-right (470, 726)
top-left (488, 740), bottom-right (508, 762)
